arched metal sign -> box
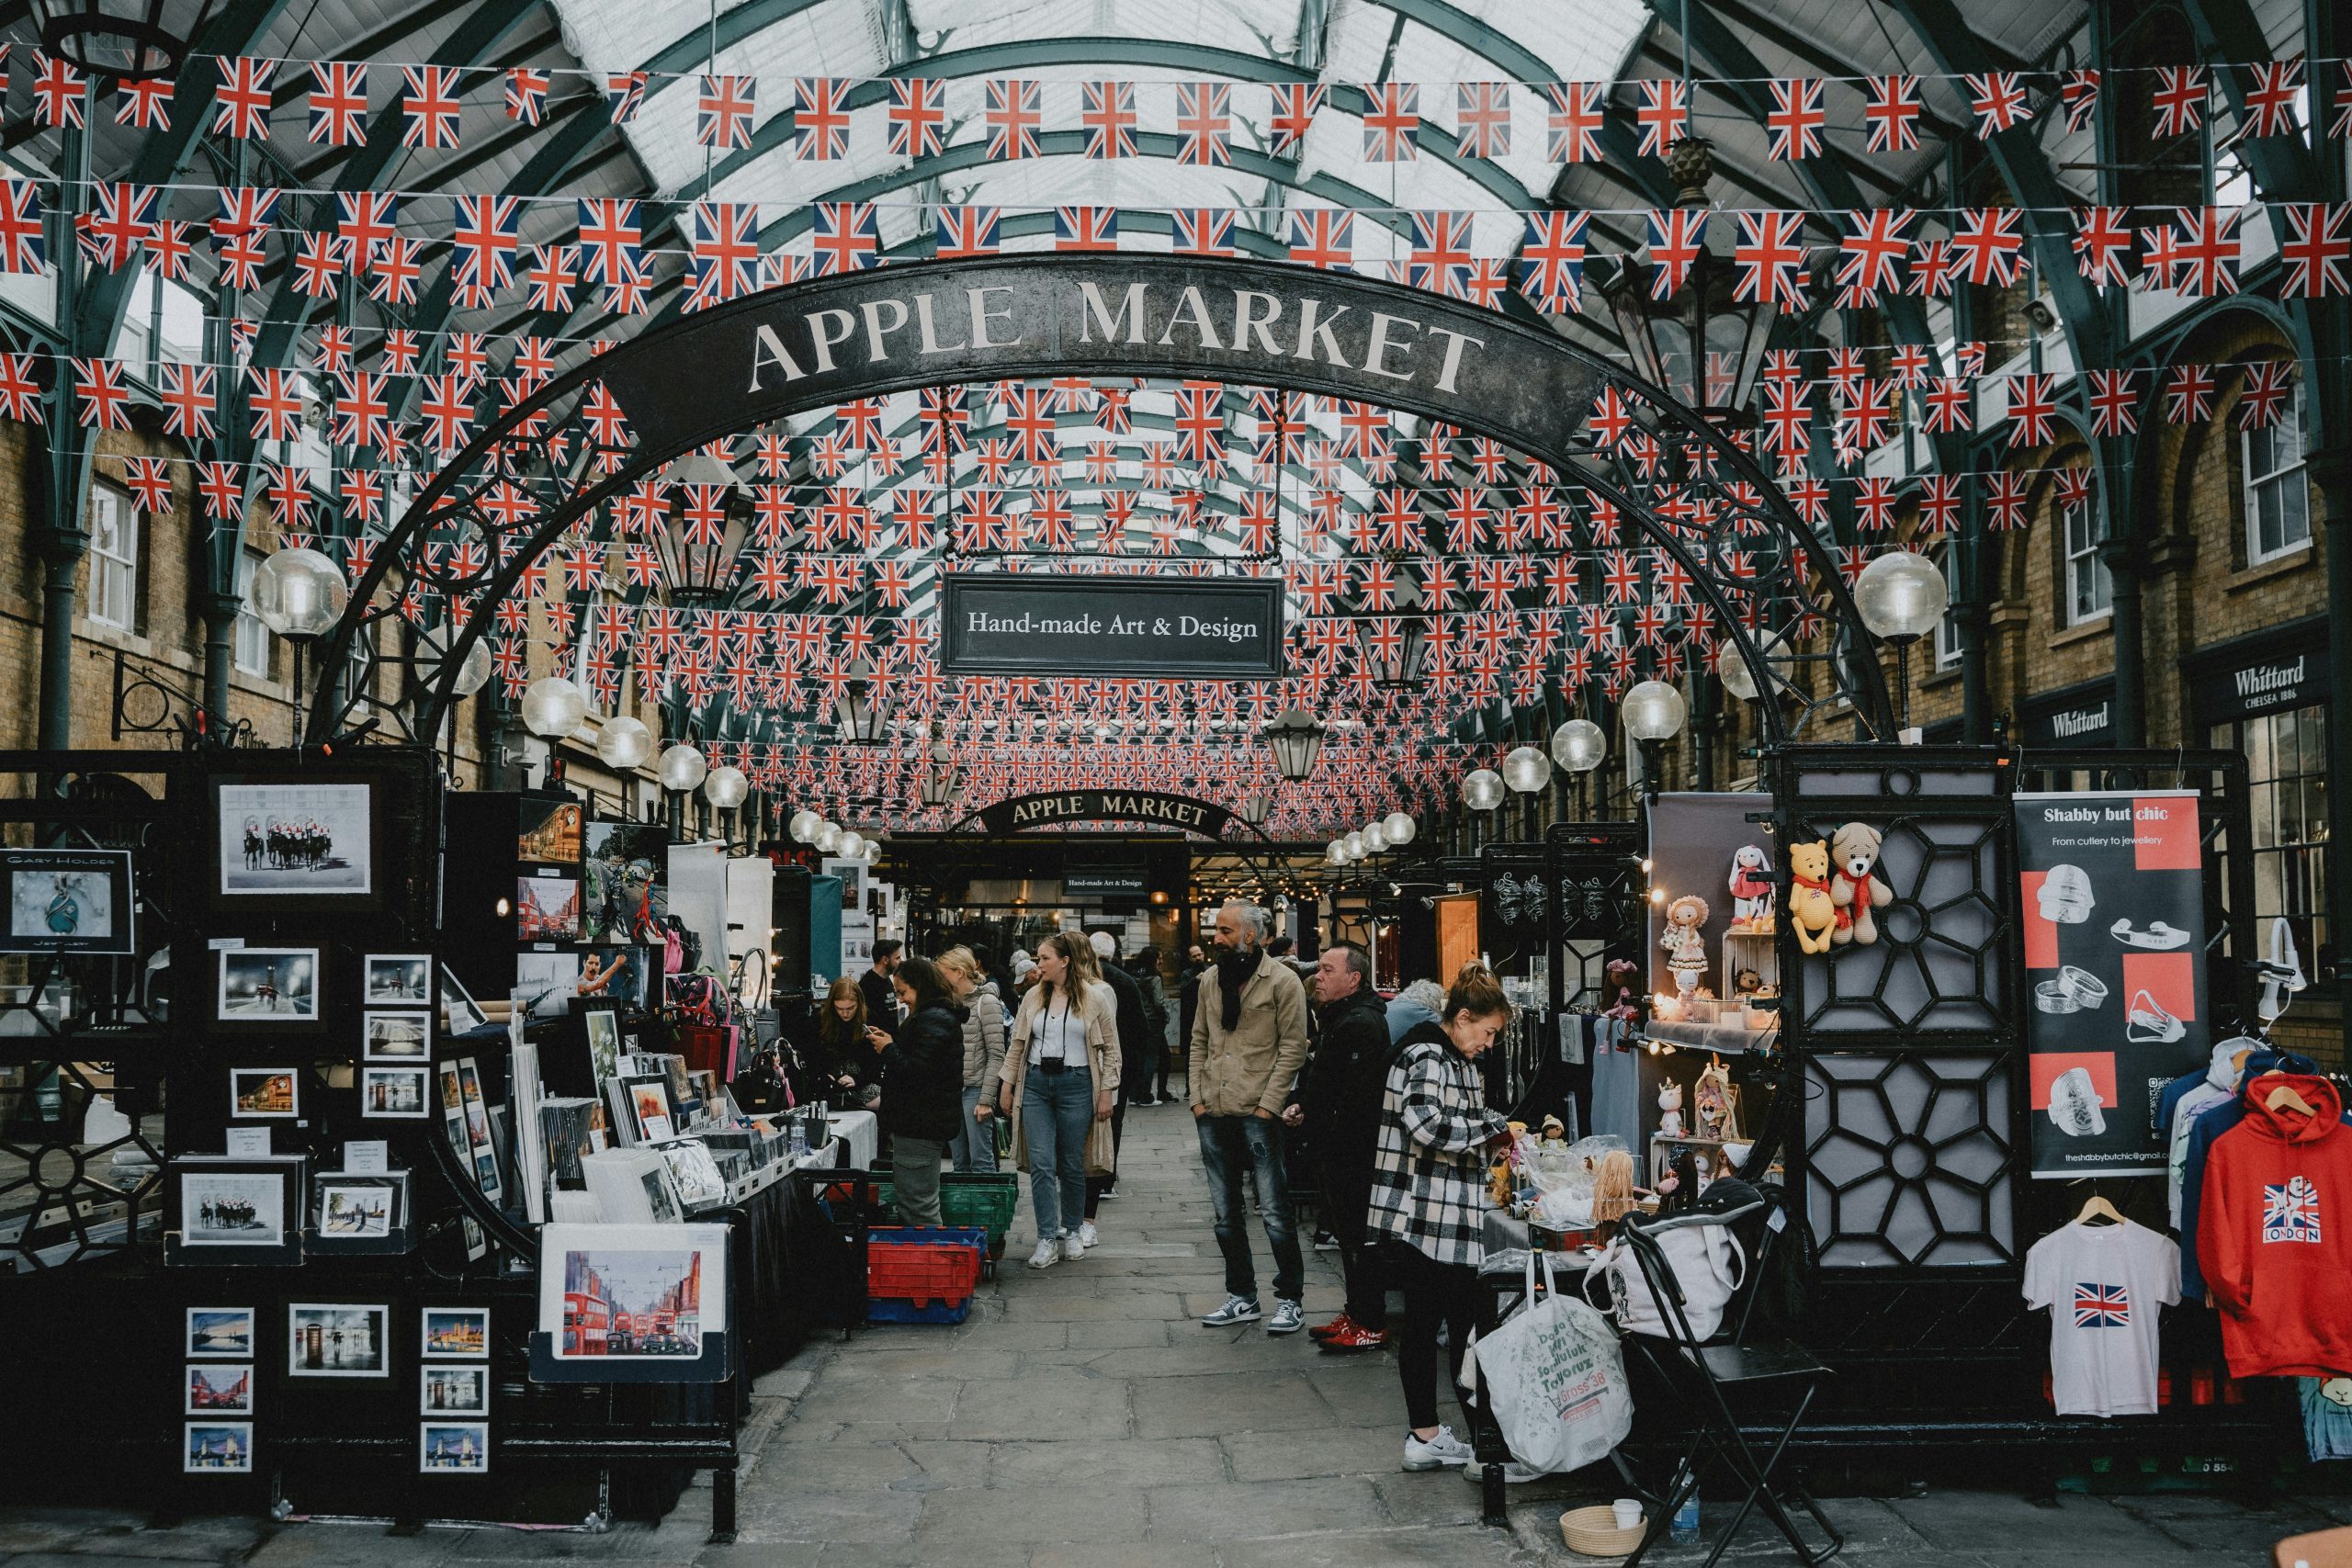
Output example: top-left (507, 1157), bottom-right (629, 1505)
top-left (306, 254), bottom-right (1892, 747)
top-left (958, 788), bottom-right (1250, 839)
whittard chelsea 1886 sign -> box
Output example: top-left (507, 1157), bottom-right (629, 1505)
top-left (942, 575), bottom-right (1283, 678)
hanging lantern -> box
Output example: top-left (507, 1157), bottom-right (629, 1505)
top-left (30, 0), bottom-right (220, 81)
top-left (1262, 708), bottom-right (1327, 783)
top-left (1239, 793), bottom-right (1274, 828)
top-left (656, 454), bottom-right (745, 609)
top-left (920, 763), bottom-right (960, 809)
top-left (835, 657), bottom-right (892, 745)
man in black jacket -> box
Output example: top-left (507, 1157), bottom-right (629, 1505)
top-left (1292, 942), bottom-right (1393, 1351)
top-left (1086, 931), bottom-right (1149, 1213)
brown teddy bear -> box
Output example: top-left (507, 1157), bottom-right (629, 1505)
top-left (1829, 820), bottom-right (1894, 945)
top-left (1788, 839), bottom-right (1839, 954)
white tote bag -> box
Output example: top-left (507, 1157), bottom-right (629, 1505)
top-left (1589, 1217), bottom-right (1746, 1341)
top-left (1463, 1253), bottom-right (1634, 1476)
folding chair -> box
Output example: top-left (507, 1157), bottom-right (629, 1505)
top-left (1610, 1204), bottom-right (1843, 1568)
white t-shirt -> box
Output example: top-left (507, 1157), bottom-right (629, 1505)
top-left (2022, 1220), bottom-right (2181, 1417)
top-left (1026, 993), bottom-right (1082, 1068)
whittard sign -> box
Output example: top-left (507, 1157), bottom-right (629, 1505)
top-left (942, 575), bottom-right (1283, 677)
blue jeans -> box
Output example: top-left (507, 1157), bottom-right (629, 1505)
top-left (950, 1083), bottom-right (997, 1173)
top-left (1023, 1062), bottom-right (1093, 1238)
top-left (1195, 1113), bottom-right (1304, 1303)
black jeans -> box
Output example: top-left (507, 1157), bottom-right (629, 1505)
top-left (1321, 1168), bottom-right (1385, 1330)
top-left (1083, 1098), bottom-right (1126, 1219)
top-left (1385, 1237), bottom-right (1481, 1430)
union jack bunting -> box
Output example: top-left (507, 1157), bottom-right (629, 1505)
top-left (2007, 373), bottom-right (2057, 447)
top-left (2334, 61), bottom-right (2352, 140)
top-left (72, 359), bottom-right (130, 430)
top-left (576, 198), bottom-right (643, 286)
top-left (935, 205), bottom-right (1001, 259)
top-left (1634, 78), bottom-right (1687, 158)
top-left (194, 461), bottom-right (244, 520)
top-left (1542, 82), bottom-right (1604, 162)
top-left (1919, 377), bottom-right (1971, 434)
top-left (985, 78), bottom-right (1042, 159)
top-left (1270, 84), bottom-right (1326, 156)
top-left (1864, 75), bottom-right (1922, 152)
top-left (2237, 362), bottom-right (2294, 431)
top-left (308, 61), bottom-right (368, 144)
top-left (1835, 208), bottom-right (1913, 306)
top-left (1172, 208), bottom-right (1236, 257)
top-left (1175, 82), bottom-right (1231, 165)
top-left (120, 456), bottom-right (173, 512)
top-left (1984, 470), bottom-right (2029, 530)
top-left (32, 51), bottom-right (86, 130)
top-left (1454, 81), bottom-right (1510, 158)
top-left (401, 64), bottom-right (462, 148)
top-left (525, 244), bottom-right (579, 311)
top-left (697, 73), bottom-right (756, 151)
top-left (452, 193), bottom-right (521, 305)
top-left (2151, 64), bottom-right (2207, 139)
top-left (331, 371), bottom-right (392, 453)
top-left (687, 201), bottom-right (760, 305)
top-left (212, 56), bottom-right (274, 139)
top-left (606, 71), bottom-right (648, 124)
top-left (1646, 207), bottom-right (1703, 299)
top-left (2244, 58), bottom-right (2304, 139)
top-left (504, 66), bottom-right (550, 125)
top-left (1053, 206), bottom-right (1117, 252)
top-left (367, 236), bottom-right (421, 304)
top-left (1951, 207), bottom-right (2028, 287)
top-left (84, 182), bottom-right (156, 271)
top-left (2170, 206), bottom-right (2241, 297)
top-left (887, 77), bottom-right (945, 156)
top-left (1361, 82), bottom-right (1420, 162)
top-left (2061, 70), bottom-right (2101, 134)
top-left (1916, 473), bottom-right (1961, 533)
top-left (1406, 209), bottom-right (1474, 298)
top-left (115, 74), bottom-right (171, 130)
top-left (1517, 209), bottom-right (1588, 313)
top-left (796, 77), bottom-right (850, 158)
top-left (2087, 368), bottom-right (2142, 436)
top-left (1731, 210), bottom-right (1807, 311)
top-left (246, 367), bottom-right (304, 442)
top-left (212, 185), bottom-right (279, 238)
top-left (813, 201), bottom-right (881, 273)
top-left (1765, 77), bottom-right (1825, 161)
top-left (2074, 206), bottom-right (2134, 287)
top-left (1963, 71), bottom-right (2030, 136)
top-left (2275, 204), bottom-right (2348, 298)
top-left (0, 355), bottom-right (41, 423)
top-left (1287, 209), bottom-right (1353, 270)
top-left (334, 189), bottom-right (397, 265)
top-left (158, 362), bottom-right (215, 438)
top-left (1082, 80), bottom-right (1137, 158)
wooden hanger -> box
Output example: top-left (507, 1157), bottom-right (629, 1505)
top-left (2075, 1192), bottom-right (2124, 1227)
top-left (2266, 1082), bottom-right (2318, 1117)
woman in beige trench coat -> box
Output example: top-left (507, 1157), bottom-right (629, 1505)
top-left (998, 931), bottom-right (1121, 1269)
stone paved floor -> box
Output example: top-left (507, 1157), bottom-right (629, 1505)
top-left (7, 1107), bottom-right (2347, 1567)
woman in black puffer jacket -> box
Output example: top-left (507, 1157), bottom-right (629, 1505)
top-left (879, 956), bottom-right (967, 1225)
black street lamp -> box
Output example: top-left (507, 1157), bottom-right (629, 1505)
top-left (1262, 708), bottom-right (1326, 784)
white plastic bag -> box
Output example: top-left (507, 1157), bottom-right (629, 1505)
top-left (1464, 1252), bottom-right (1633, 1475)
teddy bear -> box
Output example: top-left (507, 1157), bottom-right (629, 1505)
top-left (1787, 839), bottom-right (1839, 954)
top-left (1828, 820), bottom-right (1894, 946)
top-left (1727, 843), bottom-right (1774, 931)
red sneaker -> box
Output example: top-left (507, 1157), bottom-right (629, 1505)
top-left (1320, 1322), bottom-right (1388, 1354)
top-left (1307, 1313), bottom-right (1355, 1342)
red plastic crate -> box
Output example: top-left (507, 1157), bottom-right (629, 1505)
top-left (867, 1225), bottom-right (985, 1307)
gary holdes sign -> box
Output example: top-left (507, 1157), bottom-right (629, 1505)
top-left (941, 575), bottom-right (1283, 678)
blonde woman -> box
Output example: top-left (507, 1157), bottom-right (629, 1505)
top-left (935, 946), bottom-right (1007, 1173)
top-left (998, 932), bottom-right (1121, 1268)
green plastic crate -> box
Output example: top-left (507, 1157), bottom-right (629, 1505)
top-left (874, 1171), bottom-right (1019, 1255)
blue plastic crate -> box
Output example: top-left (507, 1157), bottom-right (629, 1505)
top-left (867, 1295), bottom-right (973, 1325)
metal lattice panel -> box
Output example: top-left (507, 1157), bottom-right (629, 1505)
top-left (1804, 1051), bottom-right (2017, 1270)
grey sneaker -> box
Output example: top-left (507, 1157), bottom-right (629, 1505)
top-left (1200, 1294), bottom-right (1261, 1326)
top-left (1266, 1299), bottom-right (1306, 1336)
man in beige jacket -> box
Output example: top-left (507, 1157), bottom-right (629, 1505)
top-left (1190, 900), bottom-right (1311, 1334)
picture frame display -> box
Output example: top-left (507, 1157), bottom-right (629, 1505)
top-left (582, 821), bottom-right (668, 944)
top-left (217, 947), bottom-right (322, 1026)
top-left (421, 1363), bottom-right (489, 1416)
top-left (187, 1307), bottom-right (254, 1358)
top-left (229, 1067), bottom-right (300, 1120)
top-left (517, 797), bottom-right (582, 865)
top-left (218, 782), bottom-right (374, 897)
top-left (364, 1010), bottom-right (431, 1061)
top-left (421, 1307), bottom-right (489, 1359)
top-left (363, 954), bottom-right (433, 1007)
top-left (314, 1175), bottom-right (401, 1236)
top-left (0, 848), bottom-right (133, 954)
top-left (539, 1223), bottom-right (727, 1363)
top-left (360, 1066), bottom-right (432, 1119)
top-left (177, 1165), bottom-right (294, 1248)
top-left (185, 1422), bottom-right (253, 1473)
top-left (516, 874), bottom-right (582, 942)
top-left (420, 1421), bottom-right (489, 1473)
top-left (186, 1363), bottom-right (254, 1416)
top-left (287, 1303), bottom-right (390, 1377)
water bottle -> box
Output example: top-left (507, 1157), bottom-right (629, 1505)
top-left (1668, 1495), bottom-right (1700, 1544)
top-left (788, 1119), bottom-right (808, 1159)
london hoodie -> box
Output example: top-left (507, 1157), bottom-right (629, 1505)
top-left (2196, 1075), bottom-right (2352, 1379)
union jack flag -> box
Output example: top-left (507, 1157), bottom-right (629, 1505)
top-left (1361, 82), bottom-right (1420, 162)
top-left (84, 182), bottom-right (156, 271)
top-left (1175, 82), bottom-right (1231, 165)
top-left (1288, 209), bottom-right (1352, 270)
top-left (605, 70), bottom-right (647, 123)
top-left (887, 77), bottom-right (945, 156)
top-left (2074, 206), bottom-right (2134, 287)
top-left (2237, 362), bottom-right (2294, 432)
top-left (401, 64), bottom-right (461, 149)
top-left (116, 74), bottom-right (171, 130)
top-left (577, 198), bottom-right (642, 286)
top-left (2277, 204), bottom-right (2350, 299)
top-left (2061, 70), bottom-right (2101, 134)
top-left (688, 201), bottom-right (760, 305)
top-left (1732, 210), bottom-right (1807, 311)
top-left (2151, 64), bottom-right (2207, 139)
top-left (2244, 58), bottom-right (2304, 139)
top-left (1634, 79), bottom-right (1687, 158)
top-left (505, 66), bottom-right (549, 125)
top-left (334, 189), bottom-right (398, 265)
top-left (33, 51), bottom-right (88, 130)
top-left (2265, 1176), bottom-right (2322, 1244)
top-left (1172, 208), bottom-right (1235, 257)
top-left (1836, 208), bottom-right (1913, 306)
top-left (0, 354), bottom-right (40, 423)
top-left (2087, 368), bottom-right (2142, 435)
top-left (1270, 84), bottom-right (1326, 156)
top-left (1963, 71), bottom-right (2031, 137)
top-left (2165, 364), bottom-right (2216, 425)
top-left (1864, 75), bottom-right (1921, 152)
top-left (813, 201), bottom-right (881, 274)
top-left (73, 358), bottom-right (131, 430)
top-left (796, 77), bottom-right (850, 159)
top-left (698, 73), bottom-right (756, 151)
top-left (308, 61), bottom-right (368, 144)
top-left (2071, 1282), bottom-right (2131, 1329)
top-left (1765, 77), bottom-right (1825, 161)
top-left (1543, 82), bottom-right (1604, 162)
top-left (2007, 373), bottom-right (2057, 448)
top-left (2170, 206), bottom-right (2241, 297)
top-left (1518, 209), bottom-right (1588, 314)
top-left (368, 236), bottom-right (421, 304)
top-left (1053, 205), bottom-right (1118, 252)
top-left (1454, 81), bottom-right (1510, 159)
top-left (1081, 80), bottom-right (1137, 158)
top-left (158, 362), bottom-right (214, 438)
top-left (1406, 209), bottom-right (1473, 298)
top-left (1647, 207), bottom-right (1704, 299)
top-left (985, 78), bottom-right (1042, 160)
top-left (525, 244), bottom-right (579, 311)
top-left (936, 205), bottom-right (1001, 259)
top-left (1951, 207), bottom-right (2028, 287)
top-left (452, 193), bottom-right (520, 305)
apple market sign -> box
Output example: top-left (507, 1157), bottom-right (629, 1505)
top-left (969, 790), bottom-right (1240, 839)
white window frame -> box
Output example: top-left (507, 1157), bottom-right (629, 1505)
top-left (232, 549), bottom-right (273, 677)
top-left (2243, 379), bottom-right (2312, 567)
top-left (87, 482), bottom-right (139, 631)
top-left (1934, 543), bottom-right (1963, 669)
top-left (2064, 502), bottom-right (2111, 626)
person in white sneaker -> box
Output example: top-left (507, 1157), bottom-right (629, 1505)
top-left (1367, 963), bottom-right (1513, 1471)
top-left (1000, 932), bottom-right (1120, 1268)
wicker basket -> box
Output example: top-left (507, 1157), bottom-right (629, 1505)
top-left (1559, 1505), bottom-right (1645, 1557)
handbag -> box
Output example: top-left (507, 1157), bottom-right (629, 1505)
top-left (1588, 1215), bottom-right (1747, 1340)
top-left (1464, 1252), bottom-right (1633, 1475)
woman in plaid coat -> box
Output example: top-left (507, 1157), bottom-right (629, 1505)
top-left (1367, 964), bottom-right (1514, 1472)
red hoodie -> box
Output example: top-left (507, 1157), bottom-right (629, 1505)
top-left (2197, 1074), bottom-right (2352, 1378)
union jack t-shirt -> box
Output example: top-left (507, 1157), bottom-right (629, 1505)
top-left (2024, 1219), bottom-right (2180, 1417)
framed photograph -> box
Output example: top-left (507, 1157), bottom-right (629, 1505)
top-left (514, 950), bottom-right (582, 1019)
top-left (229, 1067), bottom-right (300, 1120)
top-left (421, 1307), bottom-right (489, 1359)
top-left (518, 797), bottom-right (582, 865)
top-left (420, 1421), bottom-right (489, 1473)
top-left (582, 1007), bottom-right (621, 1084)
top-left (185, 1422), bottom-right (254, 1473)
top-left (582, 822), bottom-right (668, 943)
top-left (364, 1010), bottom-right (431, 1062)
top-left (624, 1076), bottom-right (674, 1144)
top-left (421, 1363), bottom-right (489, 1416)
top-left (516, 874), bottom-right (581, 942)
top-left (314, 1175), bottom-right (401, 1236)
top-left (217, 947), bottom-right (321, 1027)
top-left (287, 1303), bottom-right (389, 1377)
top-left (360, 1065), bottom-right (432, 1119)
top-left (648, 1138), bottom-right (727, 1208)
top-left (187, 1307), bottom-right (254, 1359)
top-left (218, 781), bottom-right (374, 897)
top-left (364, 954), bottom-right (433, 1007)
top-left (0, 848), bottom-right (133, 954)
top-left (535, 1223), bottom-right (729, 1382)
top-left (186, 1363), bottom-right (254, 1416)
top-left (178, 1166), bottom-right (291, 1248)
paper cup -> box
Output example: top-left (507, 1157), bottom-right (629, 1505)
top-left (1612, 1499), bottom-right (1643, 1530)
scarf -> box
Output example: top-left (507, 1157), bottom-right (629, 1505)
top-left (1215, 944), bottom-right (1262, 1032)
